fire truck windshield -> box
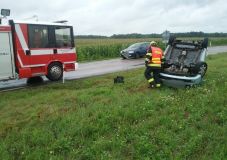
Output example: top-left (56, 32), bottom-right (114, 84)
top-left (28, 24), bottom-right (73, 49)
top-left (55, 27), bottom-right (72, 47)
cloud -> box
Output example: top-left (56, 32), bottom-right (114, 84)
top-left (1, 0), bottom-right (227, 35)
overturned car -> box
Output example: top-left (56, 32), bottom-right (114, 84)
top-left (160, 37), bottom-right (208, 88)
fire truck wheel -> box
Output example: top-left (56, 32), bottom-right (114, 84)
top-left (46, 62), bottom-right (63, 81)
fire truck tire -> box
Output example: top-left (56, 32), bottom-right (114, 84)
top-left (46, 62), bottom-right (63, 81)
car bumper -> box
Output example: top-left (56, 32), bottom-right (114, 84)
top-left (160, 73), bottom-right (202, 88)
top-left (121, 52), bottom-right (136, 59)
top-left (75, 62), bottom-right (79, 70)
top-left (121, 53), bottom-right (128, 58)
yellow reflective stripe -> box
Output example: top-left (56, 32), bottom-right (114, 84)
top-left (155, 51), bottom-right (162, 54)
top-left (152, 60), bottom-right (161, 64)
top-left (152, 61), bottom-right (161, 63)
top-left (146, 53), bottom-right (152, 56)
top-left (156, 84), bottom-right (161, 87)
top-left (148, 78), bottom-right (154, 83)
top-left (152, 58), bottom-right (161, 60)
top-left (148, 64), bottom-right (161, 67)
top-left (145, 58), bottom-right (150, 61)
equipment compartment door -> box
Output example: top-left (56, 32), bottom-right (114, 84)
top-left (0, 32), bottom-right (15, 80)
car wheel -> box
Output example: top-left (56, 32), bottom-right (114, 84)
top-left (202, 38), bottom-right (209, 49)
top-left (46, 62), bottom-right (63, 81)
top-left (168, 35), bottom-right (176, 46)
top-left (196, 62), bottom-right (208, 78)
top-left (135, 53), bottom-right (140, 59)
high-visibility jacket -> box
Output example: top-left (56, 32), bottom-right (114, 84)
top-left (145, 46), bottom-right (164, 67)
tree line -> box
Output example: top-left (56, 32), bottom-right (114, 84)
top-left (75, 32), bottom-right (227, 39)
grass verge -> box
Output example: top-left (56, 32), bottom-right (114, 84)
top-left (0, 53), bottom-right (226, 159)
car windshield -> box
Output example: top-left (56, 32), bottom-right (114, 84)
top-left (127, 43), bottom-right (142, 49)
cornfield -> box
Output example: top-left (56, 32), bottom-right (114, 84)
top-left (75, 38), bottom-right (163, 61)
top-left (75, 38), bottom-right (227, 62)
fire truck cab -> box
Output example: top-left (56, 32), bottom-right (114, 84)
top-left (0, 11), bottom-right (77, 82)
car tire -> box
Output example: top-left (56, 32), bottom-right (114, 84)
top-left (168, 35), bottom-right (176, 46)
top-left (135, 53), bottom-right (140, 59)
top-left (195, 62), bottom-right (208, 78)
top-left (46, 62), bottom-right (63, 81)
top-left (202, 38), bottom-right (209, 49)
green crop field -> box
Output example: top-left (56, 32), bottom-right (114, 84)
top-left (75, 37), bottom-right (227, 62)
top-left (0, 53), bottom-right (226, 159)
top-left (75, 38), bottom-right (163, 62)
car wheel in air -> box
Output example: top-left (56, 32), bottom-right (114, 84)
top-left (168, 35), bottom-right (176, 46)
top-left (196, 62), bottom-right (208, 78)
top-left (202, 38), bottom-right (209, 49)
top-left (46, 62), bottom-right (63, 81)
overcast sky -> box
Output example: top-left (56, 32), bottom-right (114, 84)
top-left (2, 0), bottom-right (227, 35)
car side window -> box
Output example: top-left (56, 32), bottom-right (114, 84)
top-left (28, 25), bottom-right (49, 48)
top-left (142, 43), bottom-right (148, 49)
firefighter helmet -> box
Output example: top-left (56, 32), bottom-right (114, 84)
top-left (150, 41), bottom-right (157, 46)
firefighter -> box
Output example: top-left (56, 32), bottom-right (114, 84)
top-left (144, 41), bottom-right (164, 88)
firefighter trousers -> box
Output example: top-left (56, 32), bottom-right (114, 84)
top-left (144, 66), bottom-right (162, 85)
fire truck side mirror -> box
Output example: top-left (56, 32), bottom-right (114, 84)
top-left (1, 9), bottom-right (10, 17)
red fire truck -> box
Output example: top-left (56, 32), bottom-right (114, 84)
top-left (0, 9), bottom-right (78, 81)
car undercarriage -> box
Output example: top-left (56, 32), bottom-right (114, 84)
top-left (160, 37), bottom-right (208, 87)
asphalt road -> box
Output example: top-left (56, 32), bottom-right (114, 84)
top-left (206, 45), bottom-right (227, 55)
top-left (1, 46), bottom-right (227, 90)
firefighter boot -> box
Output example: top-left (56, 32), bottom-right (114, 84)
top-left (148, 78), bottom-right (155, 88)
top-left (149, 83), bottom-right (155, 88)
top-left (156, 83), bottom-right (161, 88)
top-left (149, 82), bottom-right (156, 88)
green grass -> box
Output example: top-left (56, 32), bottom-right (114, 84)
top-left (210, 38), bottom-right (227, 46)
top-left (75, 38), bottom-right (227, 62)
top-left (0, 53), bottom-right (227, 159)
